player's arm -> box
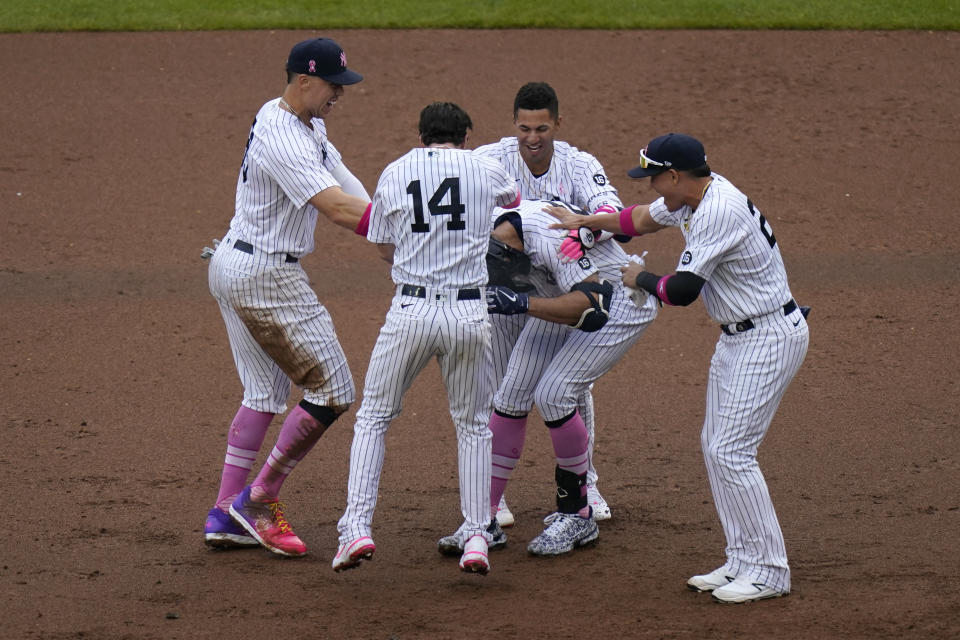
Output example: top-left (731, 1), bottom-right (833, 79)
top-left (546, 203), bottom-right (666, 237)
top-left (621, 262), bottom-right (705, 306)
top-left (330, 163), bottom-right (371, 201)
top-left (486, 275), bottom-right (613, 332)
top-left (308, 186), bottom-right (372, 235)
top-left (375, 243), bottom-right (395, 264)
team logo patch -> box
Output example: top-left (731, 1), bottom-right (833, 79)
top-left (308, 59), bottom-right (317, 73)
top-left (681, 251), bottom-right (693, 265)
top-left (578, 257), bottom-right (592, 270)
top-left (592, 173), bottom-right (607, 186)
top-left (340, 52), bottom-right (347, 67)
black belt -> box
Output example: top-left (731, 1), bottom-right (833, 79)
top-left (233, 239), bottom-right (298, 263)
top-left (721, 299), bottom-right (798, 335)
top-left (400, 284), bottom-right (481, 301)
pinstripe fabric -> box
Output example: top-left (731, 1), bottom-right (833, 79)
top-left (492, 201), bottom-right (659, 423)
top-left (337, 146), bottom-right (519, 545)
top-left (208, 236), bottom-right (356, 414)
top-left (369, 148), bottom-right (519, 288)
top-left (702, 314), bottom-right (808, 592)
top-left (474, 138), bottom-right (622, 212)
top-left (648, 174), bottom-right (792, 324)
top-left (231, 99), bottom-right (344, 257)
top-left (476, 135), bottom-right (622, 486)
top-left (651, 172), bottom-right (808, 591)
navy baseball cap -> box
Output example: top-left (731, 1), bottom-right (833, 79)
top-left (286, 38), bottom-right (363, 85)
top-left (627, 133), bottom-right (707, 178)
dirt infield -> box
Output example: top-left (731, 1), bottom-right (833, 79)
top-left (2, 29), bottom-right (959, 639)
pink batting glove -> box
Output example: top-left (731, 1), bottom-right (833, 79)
top-left (558, 228), bottom-right (596, 264)
top-left (593, 204), bottom-right (619, 216)
top-left (559, 230), bottom-right (584, 263)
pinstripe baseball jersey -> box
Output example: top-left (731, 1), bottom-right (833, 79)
top-left (474, 138), bottom-right (621, 213)
top-left (369, 147), bottom-right (519, 288)
top-left (648, 174), bottom-right (794, 324)
top-left (493, 201), bottom-right (598, 297)
top-left (230, 98), bottom-right (346, 257)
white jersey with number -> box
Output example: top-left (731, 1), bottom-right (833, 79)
top-left (337, 145), bottom-right (520, 549)
top-left (492, 202), bottom-right (599, 298)
top-left (476, 133), bottom-right (622, 488)
top-left (230, 99), bottom-right (347, 258)
top-left (209, 98), bottom-right (360, 416)
top-left (369, 147), bottom-right (518, 288)
top-left (474, 137), bottom-right (622, 213)
top-left (648, 174), bottom-right (794, 325)
top-left (650, 172), bottom-right (808, 593)
top-left (490, 199), bottom-right (658, 418)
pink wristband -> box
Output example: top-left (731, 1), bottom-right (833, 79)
top-left (354, 202), bottom-right (372, 236)
top-left (656, 274), bottom-right (675, 305)
top-left (619, 205), bottom-right (640, 236)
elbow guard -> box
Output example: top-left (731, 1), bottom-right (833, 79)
top-left (569, 280), bottom-right (614, 332)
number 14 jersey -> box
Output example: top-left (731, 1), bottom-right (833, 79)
top-left (369, 147), bottom-right (519, 289)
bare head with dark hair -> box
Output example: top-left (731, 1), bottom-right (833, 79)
top-left (419, 102), bottom-right (473, 147)
top-left (511, 82), bottom-right (563, 175)
top-left (513, 82), bottom-right (559, 120)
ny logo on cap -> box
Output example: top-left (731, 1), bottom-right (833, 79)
top-left (308, 59), bottom-right (317, 73)
top-left (340, 52), bottom-right (347, 68)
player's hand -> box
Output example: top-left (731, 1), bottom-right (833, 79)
top-left (200, 238), bottom-right (221, 260)
top-left (543, 204), bottom-right (594, 230)
top-left (558, 227), bottom-right (597, 263)
top-left (485, 285), bottom-right (529, 315)
top-left (620, 262), bottom-right (645, 289)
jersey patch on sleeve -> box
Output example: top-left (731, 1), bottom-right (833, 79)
top-left (578, 256), bottom-right (593, 270)
top-left (592, 174), bottom-right (607, 186)
top-left (681, 251), bottom-right (693, 265)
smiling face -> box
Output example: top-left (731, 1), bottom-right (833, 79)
top-left (514, 108), bottom-right (561, 175)
top-left (650, 169), bottom-right (685, 211)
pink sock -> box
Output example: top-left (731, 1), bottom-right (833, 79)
top-left (548, 411), bottom-right (590, 517)
top-left (215, 406), bottom-right (273, 511)
top-left (252, 405), bottom-right (329, 498)
top-left (489, 412), bottom-right (527, 518)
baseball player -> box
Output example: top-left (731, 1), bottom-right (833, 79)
top-left (332, 102), bottom-right (520, 575)
top-left (474, 81), bottom-right (624, 525)
top-left (549, 133), bottom-right (809, 602)
top-left (438, 199), bottom-right (658, 557)
top-left (202, 38), bottom-right (372, 557)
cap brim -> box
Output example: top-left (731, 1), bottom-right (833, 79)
top-left (627, 165), bottom-right (667, 178)
top-left (319, 69), bottom-right (363, 85)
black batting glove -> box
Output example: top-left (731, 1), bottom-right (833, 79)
top-left (485, 285), bottom-right (530, 315)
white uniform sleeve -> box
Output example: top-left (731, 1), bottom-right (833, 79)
top-left (330, 163), bottom-right (371, 200)
top-left (572, 151), bottom-right (622, 212)
top-left (367, 165), bottom-right (400, 245)
top-left (483, 159), bottom-right (520, 207)
top-left (260, 126), bottom-right (338, 208)
top-left (648, 197), bottom-right (685, 228)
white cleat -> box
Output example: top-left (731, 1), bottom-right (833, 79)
top-left (495, 495), bottom-right (515, 527)
top-left (586, 484), bottom-right (611, 521)
top-left (459, 535), bottom-right (490, 575)
top-left (711, 575), bottom-right (788, 603)
top-left (687, 566), bottom-right (736, 592)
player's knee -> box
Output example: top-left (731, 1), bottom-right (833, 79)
top-left (533, 384), bottom-right (570, 416)
top-left (702, 438), bottom-right (753, 471)
top-left (298, 399), bottom-right (348, 427)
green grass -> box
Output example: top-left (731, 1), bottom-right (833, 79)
top-left (1, 0), bottom-right (958, 32)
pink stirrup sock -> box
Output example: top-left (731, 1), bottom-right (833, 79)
top-left (215, 406), bottom-right (273, 511)
top-left (489, 411), bottom-right (528, 518)
top-left (252, 405), bottom-right (329, 498)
